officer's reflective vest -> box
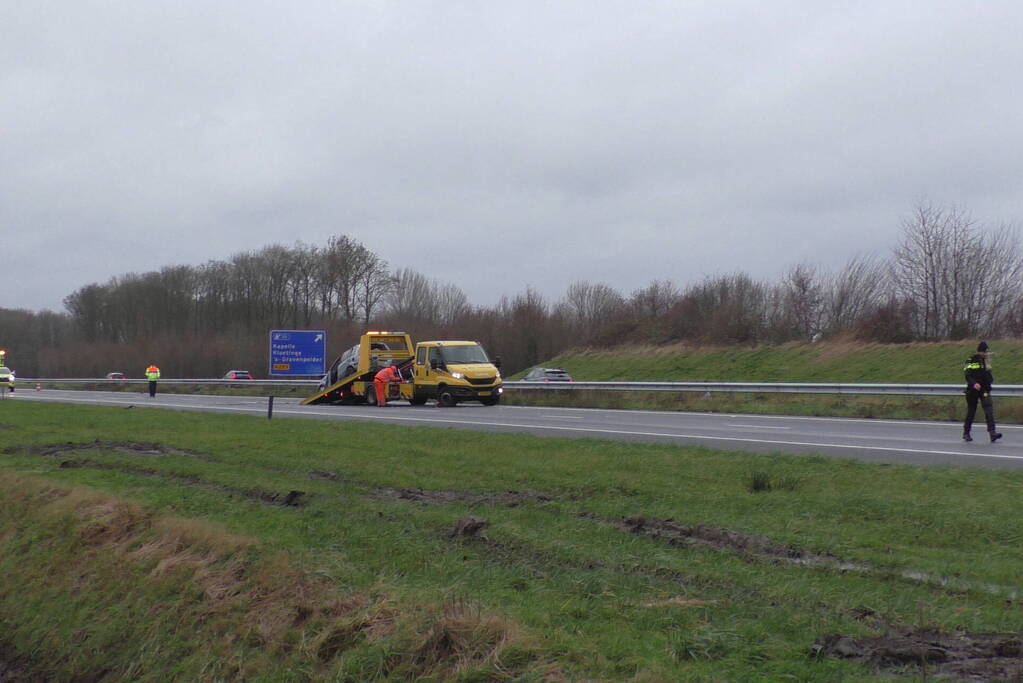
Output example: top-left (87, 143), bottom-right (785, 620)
top-left (146, 368), bottom-right (160, 381)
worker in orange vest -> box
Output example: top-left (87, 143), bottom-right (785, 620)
top-left (373, 362), bottom-right (403, 407)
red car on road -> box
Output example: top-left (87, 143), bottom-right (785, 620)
top-left (223, 370), bottom-right (254, 380)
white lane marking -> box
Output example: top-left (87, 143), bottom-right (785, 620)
top-left (500, 403), bottom-right (1022, 430)
top-left (727, 424), bottom-right (790, 430)
top-left (546, 415), bottom-right (585, 420)
top-left (21, 394), bottom-right (1023, 462)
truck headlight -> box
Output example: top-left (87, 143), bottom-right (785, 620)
top-left (450, 372), bottom-right (464, 379)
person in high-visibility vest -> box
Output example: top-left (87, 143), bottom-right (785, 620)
top-left (0, 350), bottom-right (11, 393)
top-left (145, 364), bottom-right (161, 398)
top-left (963, 341), bottom-right (1001, 443)
top-left (373, 362), bottom-right (403, 407)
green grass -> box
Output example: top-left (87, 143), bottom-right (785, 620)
top-left (527, 339), bottom-right (1023, 384)
top-left (507, 339), bottom-right (1023, 423)
top-left (2, 402), bottom-right (1023, 680)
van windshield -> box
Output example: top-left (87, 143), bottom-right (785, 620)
top-left (439, 345), bottom-right (490, 364)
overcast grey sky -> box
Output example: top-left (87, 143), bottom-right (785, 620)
top-left (4, 1), bottom-right (1022, 313)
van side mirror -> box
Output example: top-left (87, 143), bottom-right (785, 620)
top-left (493, 356), bottom-right (502, 369)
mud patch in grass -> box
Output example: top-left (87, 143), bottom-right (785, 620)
top-left (814, 628), bottom-right (1023, 680)
top-left (306, 469), bottom-right (340, 481)
top-left (0, 642), bottom-right (35, 682)
top-left (6, 439), bottom-right (216, 461)
top-left (375, 486), bottom-right (553, 507)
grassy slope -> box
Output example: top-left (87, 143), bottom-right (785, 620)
top-left (506, 340), bottom-right (1023, 423)
top-left (535, 340), bottom-right (1023, 384)
top-left (3, 402), bottom-right (1023, 680)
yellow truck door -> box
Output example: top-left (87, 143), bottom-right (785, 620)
top-left (413, 345), bottom-right (437, 391)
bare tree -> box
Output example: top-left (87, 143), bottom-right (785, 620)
top-left (496, 287), bottom-right (552, 370)
top-left (557, 281), bottom-right (625, 341)
top-left (677, 274), bottom-right (769, 343)
top-left (386, 268), bottom-right (438, 322)
top-left (779, 263), bottom-right (823, 341)
top-left (319, 235), bottom-right (374, 321)
top-left (969, 222), bottom-right (1023, 336)
top-left (891, 202), bottom-right (1023, 339)
top-left (354, 252), bottom-right (392, 326)
top-left (821, 253), bottom-right (887, 335)
top-left (629, 279), bottom-right (680, 319)
top-left (287, 242), bottom-right (321, 328)
top-left (435, 282), bottom-right (470, 326)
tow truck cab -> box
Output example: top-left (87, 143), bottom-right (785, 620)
top-left (408, 341), bottom-right (503, 406)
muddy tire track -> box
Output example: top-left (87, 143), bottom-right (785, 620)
top-left (4, 439), bottom-right (218, 461)
top-left (611, 515), bottom-right (859, 568)
top-left (814, 628), bottom-right (1023, 679)
top-left (372, 486), bottom-right (554, 507)
top-left (57, 459), bottom-right (307, 507)
top-left (439, 513), bottom-right (764, 601)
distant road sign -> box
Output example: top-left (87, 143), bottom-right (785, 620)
top-left (269, 330), bottom-right (326, 376)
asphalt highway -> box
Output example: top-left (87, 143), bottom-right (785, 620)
top-left (9, 389), bottom-right (1023, 470)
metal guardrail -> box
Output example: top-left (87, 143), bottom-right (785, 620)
top-left (15, 378), bottom-right (1023, 397)
top-left (16, 378), bottom-right (321, 387)
top-left (506, 380), bottom-right (1023, 397)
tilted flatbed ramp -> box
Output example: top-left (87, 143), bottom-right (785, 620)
top-left (303, 331), bottom-right (415, 406)
top-left (301, 369), bottom-right (375, 405)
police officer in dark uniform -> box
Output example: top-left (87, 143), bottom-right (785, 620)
top-left (963, 341), bottom-right (1002, 443)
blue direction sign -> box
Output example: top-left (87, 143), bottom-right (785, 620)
top-left (269, 330), bottom-right (326, 376)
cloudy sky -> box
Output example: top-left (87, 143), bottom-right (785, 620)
top-left (4, 1), bottom-right (1022, 313)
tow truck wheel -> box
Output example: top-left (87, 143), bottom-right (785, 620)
top-left (438, 388), bottom-right (457, 407)
top-left (365, 386), bottom-right (377, 406)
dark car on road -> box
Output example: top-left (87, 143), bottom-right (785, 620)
top-left (522, 368), bottom-right (573, 382)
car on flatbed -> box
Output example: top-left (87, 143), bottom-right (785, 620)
top-left (318, 341), bottom-right (391, 390)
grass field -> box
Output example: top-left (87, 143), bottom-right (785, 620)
top-left (3, 401), bottom-right (1023, 680)
top-left (531, 340), bottom-right (1023, 384)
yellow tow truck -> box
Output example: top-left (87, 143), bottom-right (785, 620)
top-left (302, 331), bottom-right (503, 407)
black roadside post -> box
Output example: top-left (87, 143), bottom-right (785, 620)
top-left (267, 396), bottom-right (274, 420)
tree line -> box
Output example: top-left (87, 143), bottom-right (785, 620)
top-left (2, 202), bottom-right (1021, 378)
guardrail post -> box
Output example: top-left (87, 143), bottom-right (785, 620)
top-left (267, 396), bottom-right (274, 420)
